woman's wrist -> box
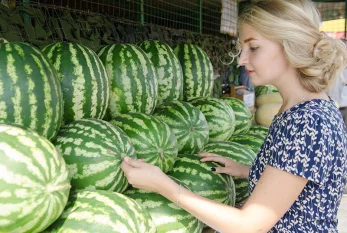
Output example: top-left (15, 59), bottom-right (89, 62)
top-left (241, 164), bottom-right (250, 179)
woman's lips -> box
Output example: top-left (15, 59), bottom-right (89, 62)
top-left (247, 70), bottom-right (255, 76)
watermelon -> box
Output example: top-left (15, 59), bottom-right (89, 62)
top-left (153, 100), bottom-right (209, 154)
top-left (229, 133), bottom-right (265, 154)
top-left (248, 125), bottom-right (269, 139)
top-left (0, 41), bottom-right (63, 140)
top-left (167, 154), bottom-right (235, 206)
top-left (189, 97), bottom-right (236, 141)
top-left (0, 124), bottom-right (70, 233)
top-left (42, 42), bottom-right (109, 123)
top-left (255, 85), bottom-right (278, 98)
top-left (203, 141), bottom-right (256, 203)
top-left (53, 119), bottom-right (136, 192)
top-left (138, 40), bottom-right (183, 104)
top-left (173, 43), bottom-right (214, 101)
top-left (111, 112), bottom-right (178, 173)
top-left (45, 190), bottom-right (157, 233)
top-left (98, 44), bottom-right (158, 117)
top-left (221, 97), bottom-right (252, 134)
top-left (125, 176), bottom-right (204, 233)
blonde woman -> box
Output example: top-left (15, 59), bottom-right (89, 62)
top-left (121, 0), bottom-right (347, 232)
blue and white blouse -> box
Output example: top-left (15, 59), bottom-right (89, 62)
top-left (249, 98), bottom-right (347, 232)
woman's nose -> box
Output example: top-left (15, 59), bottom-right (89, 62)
top-left (238, 51), bottom-right (248, 66)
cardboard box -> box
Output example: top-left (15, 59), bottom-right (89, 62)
top-left (230, 85), bottom-right (255, 112)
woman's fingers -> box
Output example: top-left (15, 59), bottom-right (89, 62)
top-left (198, 152), bottom-right (220, 157)
top-left (200, 155), bottom-right (227, 165)
top-left (123, 156), bottom-right (145, 168)
top-left (211, 166), bottom-right (232, 175)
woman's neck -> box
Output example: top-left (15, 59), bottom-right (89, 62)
top-left (274, 74), bottom-right (329, 114)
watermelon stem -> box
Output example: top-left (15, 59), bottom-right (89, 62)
top-left (158, 148), bottom-right (166, 162)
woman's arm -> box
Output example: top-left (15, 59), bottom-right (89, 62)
top-left (122, 158), bottom-right (307, 233)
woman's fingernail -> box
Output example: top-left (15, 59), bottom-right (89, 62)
top-left (211, 167), bottom-right (216, 172)
top-left (124, 156), bottom-right (129, 162)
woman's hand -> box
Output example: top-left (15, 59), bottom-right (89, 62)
top-left (199, 152), bottom-right (250, 178)
top-left (121, 157), bottom-right (170, 193)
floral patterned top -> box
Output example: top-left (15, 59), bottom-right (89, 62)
top-left (249, 98), bottom-right (347, 232)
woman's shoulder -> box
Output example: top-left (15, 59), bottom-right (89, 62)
top-left (270, 98), bottom-right (346, 139)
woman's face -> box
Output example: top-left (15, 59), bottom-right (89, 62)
top-left (238, 24), bottom-right (291, 86)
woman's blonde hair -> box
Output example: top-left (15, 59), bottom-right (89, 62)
top-left (238, 0), bottom-right (347, 92)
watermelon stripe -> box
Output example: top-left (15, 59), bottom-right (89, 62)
top-left (43, 42), bottom-right (109, 123)
top-left (138, 40), bottom-right (183, 104)
top-left (54, 119), bottom-right (135, 192)
top-left (167, 154), bottom-right (235, 206)
top-left (0, 42), bottom-right (63, 140)
top-left (173, 43), bottom-right (214, 101)
top-left (229, 133), bottom-right (265, 154)
top-left (125, 180), bottom-right (204, 233)
top-left (90, 48), bottom-right (108, 119)
top-left (190, 97), bottom-right (235, 141)
top-left (111, 113), bottom-right (178, 173)
top-left (99, 44), bottom-right (157, 116)
top-left (203, 141), bottom-right (256, 203)
top-left (0, 124), bottom-right (70, 232)
top-left (46, 190), bottom-right (156, 233)
top-left (153, 100), bottom-right (209, 154)
top-left (222, 97), bottom-right (252, 134)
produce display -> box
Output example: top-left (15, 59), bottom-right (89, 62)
top-left (125, 176), bottom-right (204, 233)
top-left (203, 141), bottom-right (256, 203)
top-left (173, 43), bottom-right (214, 101)
top-left (98, 44), bottom-right (158, 117)
top-left (254, 92), bottom-right (283, 127)
top-left (43, 42), bottom-right (110, 123)
top-left (0, 38), bottom-right (269, 232)
top-left (221, 97), bottom-right (252, 134)
top-left (189, 97), bottom-right (236, 142)
top-left (44, 190), bottom-right (157, 233)
top-left (0, 41), bottom-right (63, 140)
top-left (168, 154), bottom-right (236, 207)
top-left (153, 100), bottom-right (209, 154)
top-left (138, 40), bottom-right (184, 104)
top-left (0, 124), bottom-right (70, 233)
top-left (111, 112), bottom-right (178, 173)
top-left (53, 118), bottom-right (136, 192)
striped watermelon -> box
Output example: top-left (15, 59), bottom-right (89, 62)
top-left (125, 176), bottom-right (204, 233)
top-left (111, 113), bottom-right (178, 173)
top-left (98, 44), bottom-right (158, 117)
top-left (153, 100), bottom-right (209, 154)
top-left (229, 133), bottom-right (265, 154)
top-left (0, 124), bottom-right (70, 233)
top-left (0, 41), bottom-right (63, 140)
top-left (221, 97), bottom-right (252, 134)
top-left (189, 97), bottom-right (236, 141)
top-left (248, 125), bottom-right (269, 140)
top-left (53, 119), bottom-right (136, 192)
top-left (173, 43), bottom-right (214, 101)
top-left (45, 190), bottom-right (157, 233)
top-left (138, 40), bottom-right (183, 104)
top-left (42, 42), bottom-right (109, 123)
top-left (167, 154), bottom-right (235, 206)
top-left (203, 141), bottom-right (256, 203)
top-left (255, 85), bottom-right (278, 98)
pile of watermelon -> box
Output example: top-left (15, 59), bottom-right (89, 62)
top-left (0, 39), bottom-right (268, 233)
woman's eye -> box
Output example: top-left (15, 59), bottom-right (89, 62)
top-left (250, 47), bottom-right (259, 51)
